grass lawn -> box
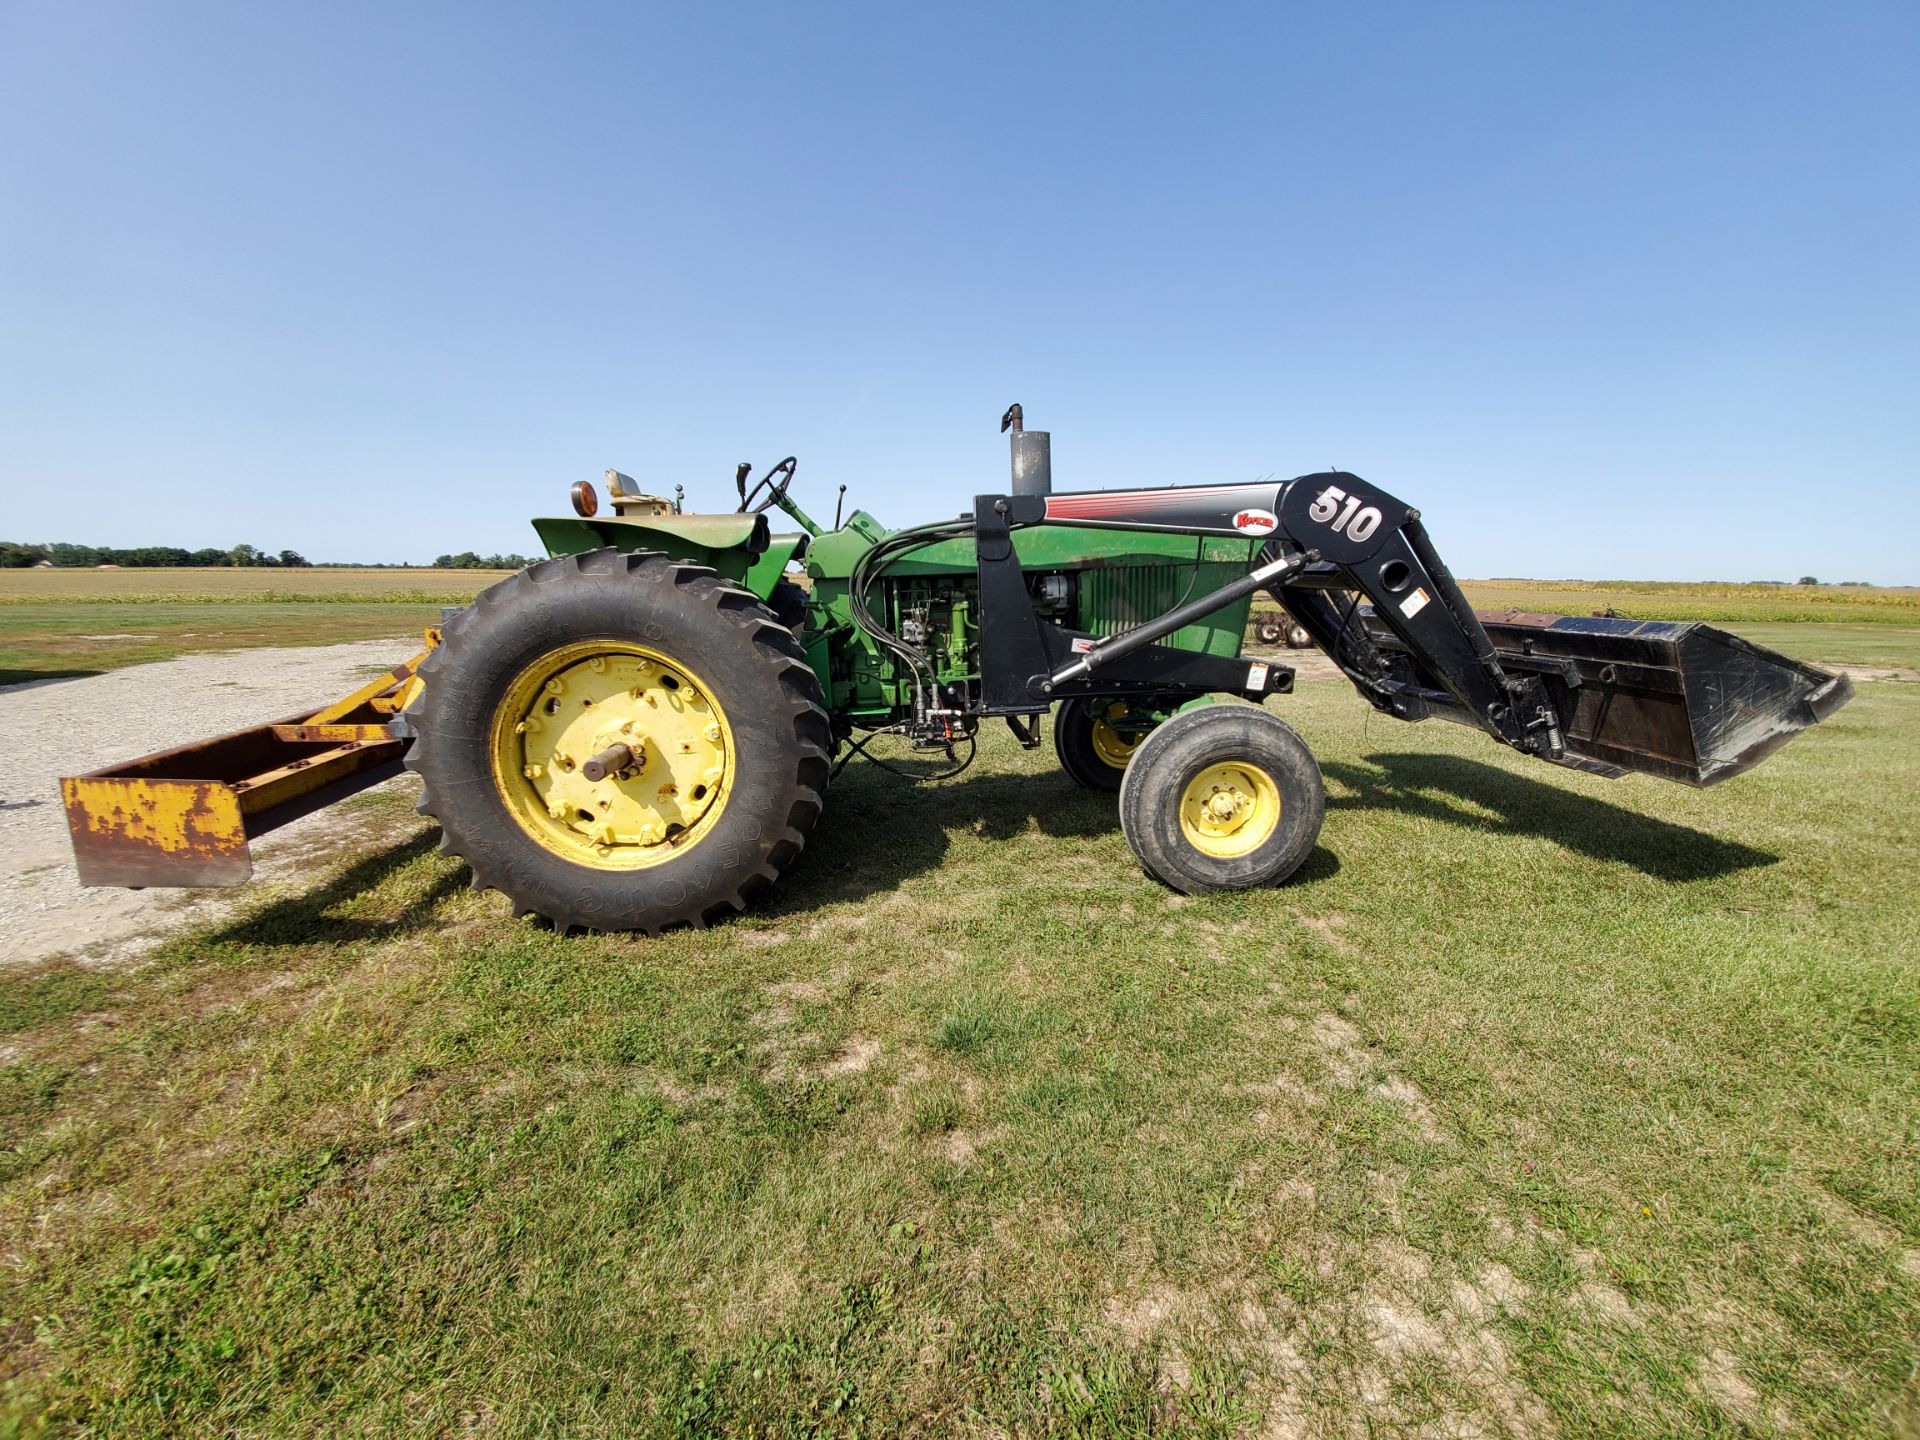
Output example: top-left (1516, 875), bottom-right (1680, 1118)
top-left (2, 679), bottom-right (1914, 1437)
top-left (1720, 624), bottom-right (1920, 672)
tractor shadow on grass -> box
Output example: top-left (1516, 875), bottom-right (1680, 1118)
top-left (208, 830), bottom-right (466, 946)
top-left (767, 764), bottom-right (1343, 916)
top-left (1321, 752), bottom-right (1778, 881)
top-left (208, 765), bottom-right (1331, 940)
top-left (207, 769), bottom-right (1124, 942)
top-left (769, 766), bottom-right (1129, 911)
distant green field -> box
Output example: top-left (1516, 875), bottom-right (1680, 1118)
top-left (5, 571), bottom-right (1916, 689)
top-left (0, 569), bottom-right (509, 685)
top-left (0, 567), bottom-right (502, 605)
top-left (1253, 579), bottom-right (1920, 672)
top-left (1254, 579), bottom-right (1915, 628)
top-left (1721, 624), bottom-right (1920, 671)
top-left (0, 604), bottom-right (450, 686)
top-left (1459, 578), bottom-right (1917, 626)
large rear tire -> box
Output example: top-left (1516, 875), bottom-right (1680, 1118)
top-left (1118, 704), bottom-right (1324, 894)
top-left (407, 549), bottom-right (831, 933)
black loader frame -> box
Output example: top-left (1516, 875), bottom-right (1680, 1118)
top-left (964, 473), bottom-right (1850, 788)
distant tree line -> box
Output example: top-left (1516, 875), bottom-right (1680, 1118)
top-left (1, 541), bottom-right (309, 568)
top-left (1, 542), bottom-right (535, 570)
top-left (432, 552), bottom-right (535, 569)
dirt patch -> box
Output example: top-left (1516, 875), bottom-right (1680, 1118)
top-left (1576, 1279), bottom-right (1638, 1326)
top-left (814, 1037), bottom-right (881, 1077)
top-left (1697, 1347), bottom-right (1761, 1423)
top-left (1296, 913), bottom-right (1352, 949)
top-left (1103, 1236), bottom-right (1549, 1436)
top-left (1810, 1186), bottom-right (1920, 1279)
top-left (1371, 1076), bottom-right (1443, 1141)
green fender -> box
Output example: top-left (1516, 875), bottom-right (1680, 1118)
top-left (531, 513), bottom-right (808, 602)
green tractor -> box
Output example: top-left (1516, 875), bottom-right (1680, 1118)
top-left (62, 406), bottom-right (1851, 932)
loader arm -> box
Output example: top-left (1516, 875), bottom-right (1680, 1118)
top-left (997, 471), bottom-right (1850, 786)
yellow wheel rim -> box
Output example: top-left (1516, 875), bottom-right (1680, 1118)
top-left (488, 641), bottom-right (733, 871)
top-left (1178, 761), bottom-right (1282, 859)
top-left (1089, 701), bottom-right (1144, 771)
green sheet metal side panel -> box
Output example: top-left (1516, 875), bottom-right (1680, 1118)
top-left (802, 523), bottom-right (1259, 719)
top-left (801, 511), bottom-right (891, 580)
top-left (882, 528), bottom-right (1259, 576)
top-left (1078, 563), bottom-right (1253, 657)
top-left (886, 527), bottom-right (1260, 658)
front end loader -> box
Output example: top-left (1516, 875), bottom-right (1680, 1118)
top-left (61, 407), bottom-right (1852, 931)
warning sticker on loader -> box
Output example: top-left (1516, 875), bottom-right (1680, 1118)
top-left (1071, 637), bottom-right (1095, 653)
top-left (1399, 587), bottom-right (1431, 619)
top-left (1246, 662), bottom-right (1271, 690)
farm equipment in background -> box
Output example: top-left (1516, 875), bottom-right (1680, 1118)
top-left (61, 406), bottom-right (1853, 932)
top-left (1253, 611), bottom-right (1314, 649)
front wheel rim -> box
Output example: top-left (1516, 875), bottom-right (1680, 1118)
top-left (1178, 760), bottom-right (1282, 858)
top-left (488, 641), bottom-right (734, 870)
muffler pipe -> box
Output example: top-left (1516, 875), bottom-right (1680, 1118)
top-left (1003, 402), bottom-right (1052, 496)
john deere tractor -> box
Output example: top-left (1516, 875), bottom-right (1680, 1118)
top-left (62, 406), bottom-right (1851, 933)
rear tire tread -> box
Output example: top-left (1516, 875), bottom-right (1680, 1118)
top-left (407, 549), bottom-right (830, 934)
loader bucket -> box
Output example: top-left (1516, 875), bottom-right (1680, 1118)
top-left (1479, 613), bottom-right (1853, 787)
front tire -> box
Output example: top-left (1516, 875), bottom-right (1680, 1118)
top-left (1118, 704), bottom-right (1324, 894)
top-left (407, 549), bottom-right (831, 933)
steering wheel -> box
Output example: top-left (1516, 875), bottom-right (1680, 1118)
top-left (737, 456), bottom-right (798, 514)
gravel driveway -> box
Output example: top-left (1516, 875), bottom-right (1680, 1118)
top-left (1, 641), bottom-right (423, 967)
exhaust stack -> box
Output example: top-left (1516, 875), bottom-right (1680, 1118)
top-left (1002, 402), bottom-right (1052, 496)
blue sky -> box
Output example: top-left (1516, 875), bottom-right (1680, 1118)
top-left (2, 1), bottom-right (1915, 580)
